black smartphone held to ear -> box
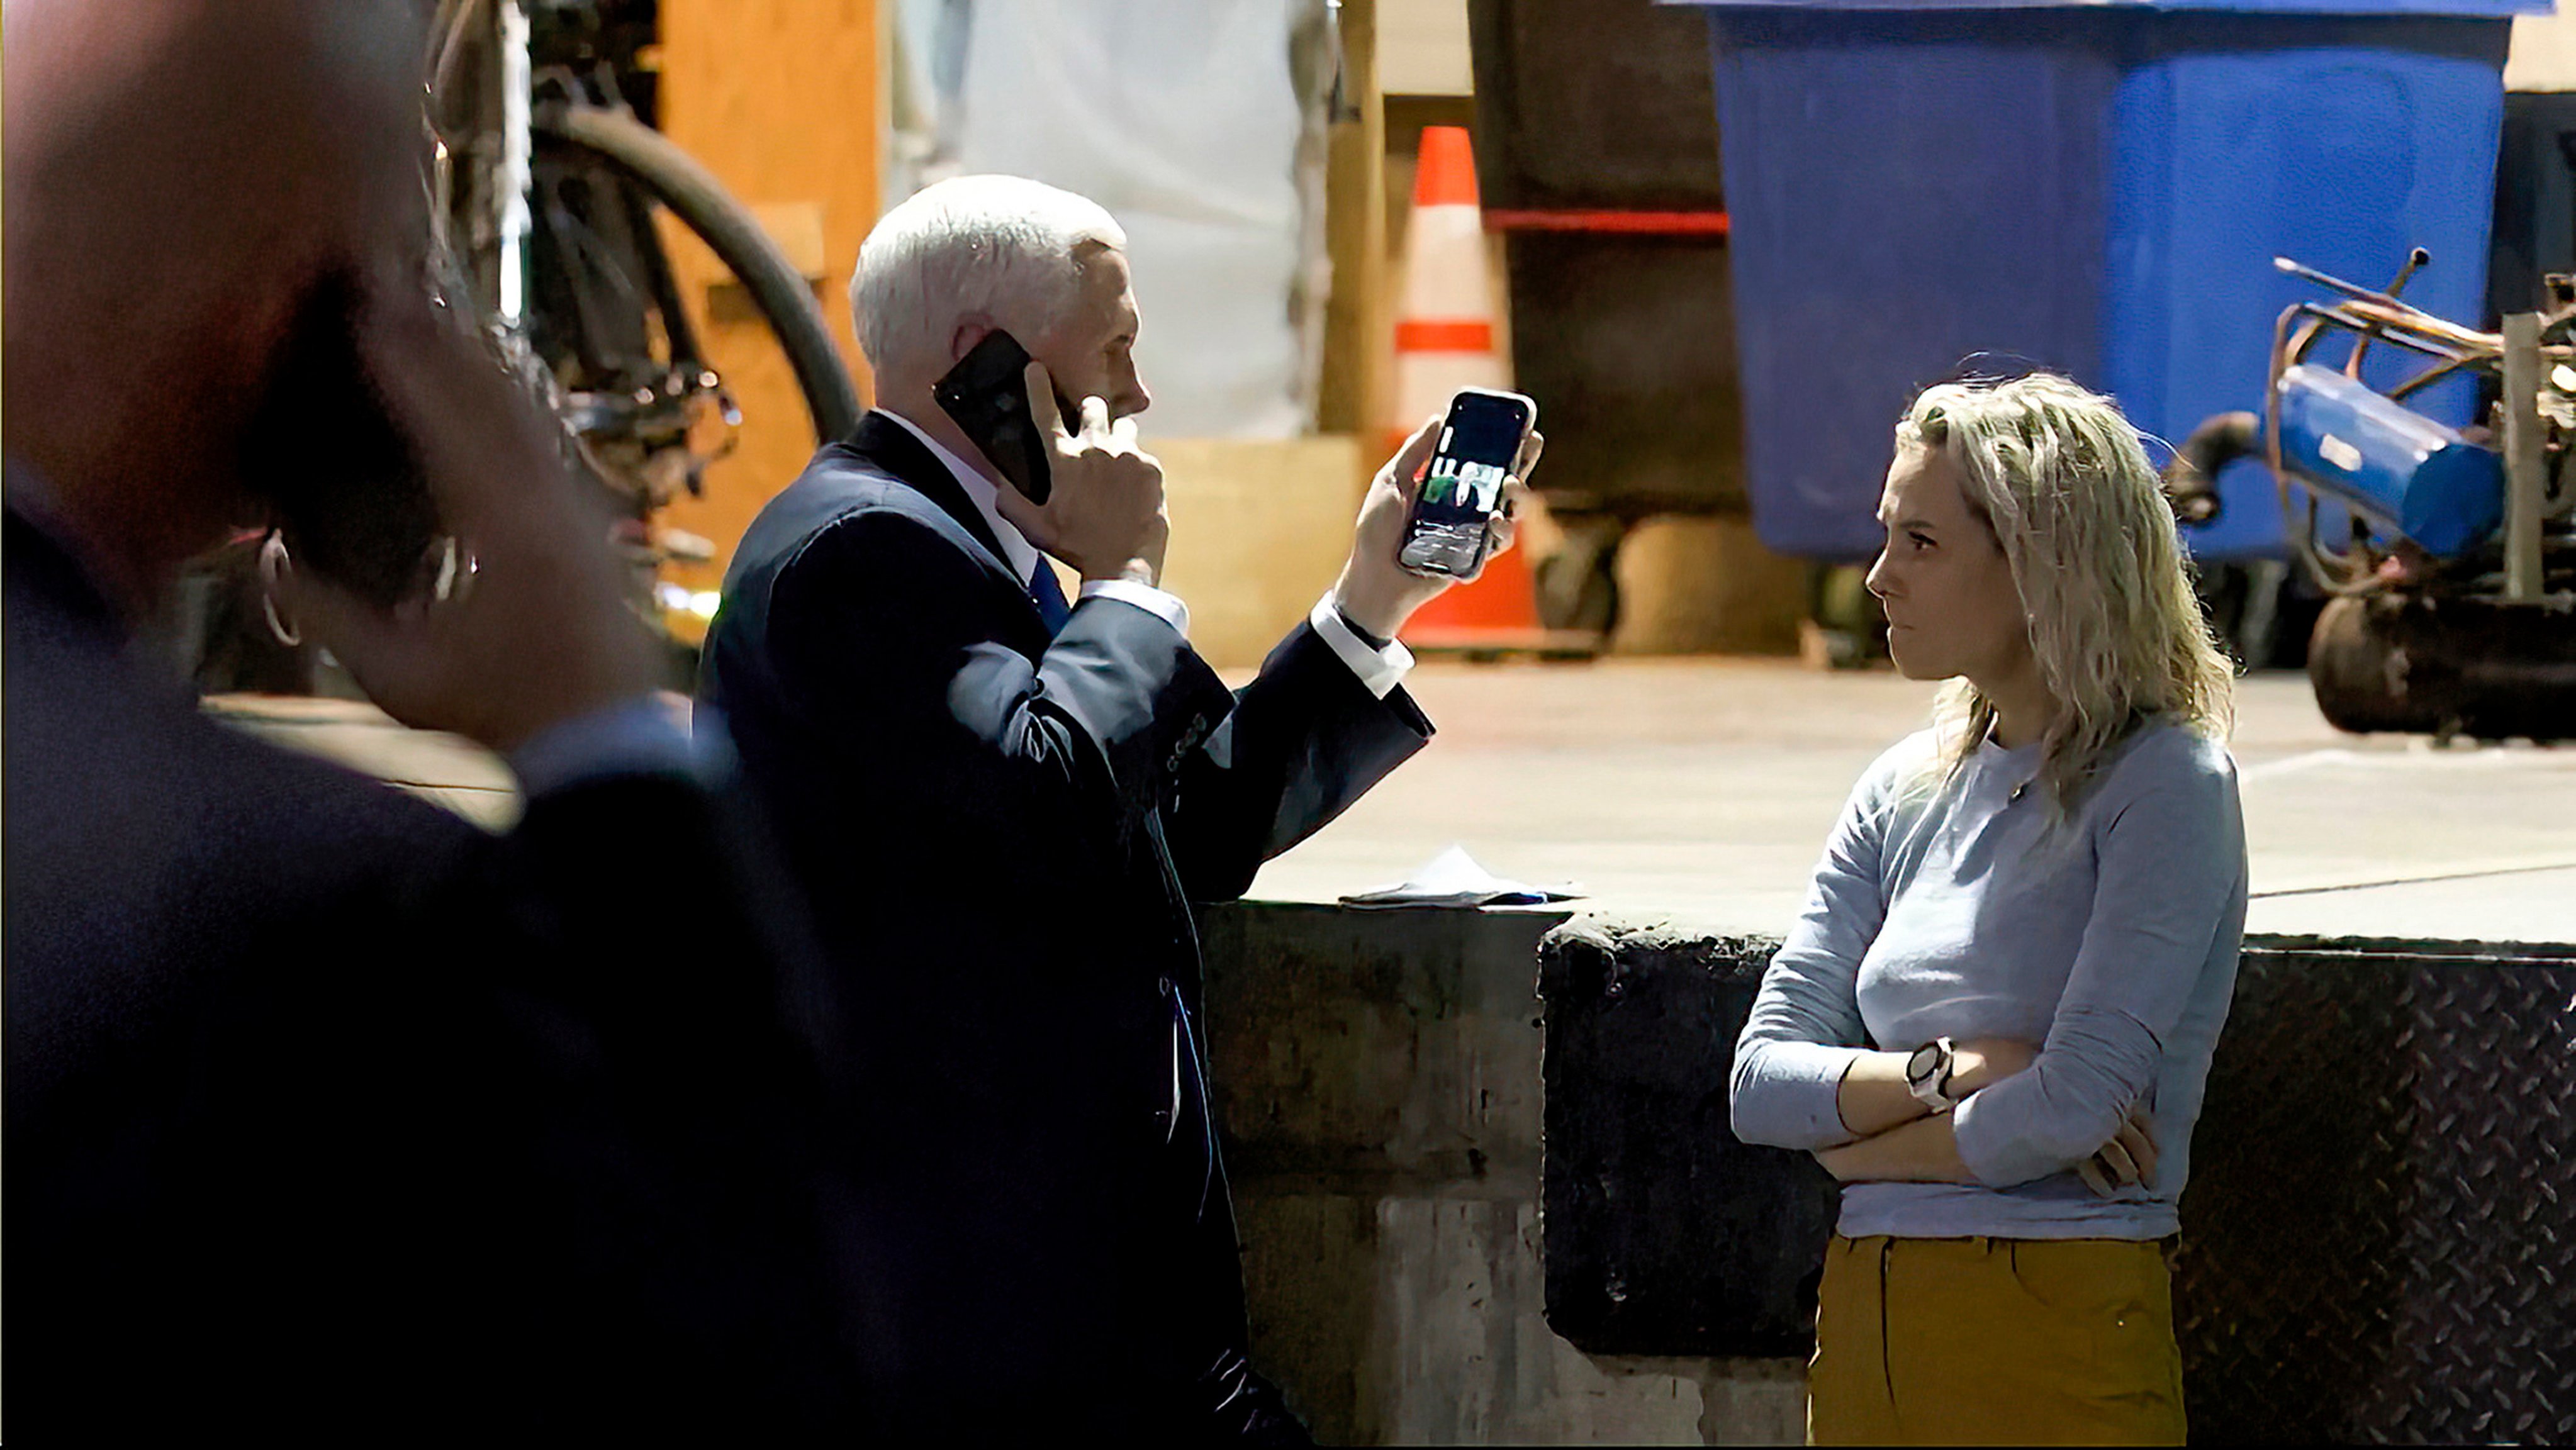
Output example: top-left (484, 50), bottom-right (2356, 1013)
top-left (1398, 387), bottom-right (1537, 579)
top-left (237, 270), bottom-right (442, 608)
top-left (934, 328), bottom-right (1077, 506)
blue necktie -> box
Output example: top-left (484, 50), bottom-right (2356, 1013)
top-left (1028, 559), bottom-right (1073, 635)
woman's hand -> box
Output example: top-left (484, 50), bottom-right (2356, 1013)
top-left (2077, 1105), bottom-right (2158, 1198)
top-left (277, 292), bottom-right (661, 754)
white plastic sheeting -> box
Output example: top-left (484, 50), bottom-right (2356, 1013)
top-left (936, 0), bottom-right (1318, 438)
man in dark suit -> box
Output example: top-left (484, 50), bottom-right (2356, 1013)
top-left (5, 3), bottom-right (865, 1434)
top-left (702, 175), bottom-right (1540, 1439)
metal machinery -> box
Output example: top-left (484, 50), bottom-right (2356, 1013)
top-left (2164, 254), bottom-right (2576, 740)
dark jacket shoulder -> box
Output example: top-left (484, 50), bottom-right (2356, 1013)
top-left (728, 418), bottom-right (1016, 602)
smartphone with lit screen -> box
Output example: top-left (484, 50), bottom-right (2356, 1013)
top-left (1397, 387), bottom-right (1535, 579)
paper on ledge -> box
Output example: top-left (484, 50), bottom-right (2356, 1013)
top-left (1338, 844), bottom-right (1584, 910)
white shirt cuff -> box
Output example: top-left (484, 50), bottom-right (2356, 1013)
top-left (1078, 578), bottom-right (1190, 639)
top-left (1309, 597), bottom-right (1414, 700)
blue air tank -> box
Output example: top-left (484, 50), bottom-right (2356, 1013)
top-left (2271, 364), bottom-right (2504, 557)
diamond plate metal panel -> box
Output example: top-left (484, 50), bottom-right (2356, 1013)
top-left (2175, 942), bottom-right (2576, 1444)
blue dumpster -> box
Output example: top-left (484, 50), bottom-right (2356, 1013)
top-left (1674, 0), bottom-right (2535, 562)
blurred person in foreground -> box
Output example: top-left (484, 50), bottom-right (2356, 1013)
top-left (4, 1), bottom-right (865, 1434)
top-left (1728, 374), bottom-right (2244, 1445)
top-left (699, 174), bottom-right (1539, 1441)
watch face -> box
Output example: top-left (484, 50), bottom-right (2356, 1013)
top-left (1907, 1042), bottom-right (1940, 1087)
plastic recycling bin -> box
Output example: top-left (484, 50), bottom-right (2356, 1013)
top-left (1674, 0), bottom-right (2534, 562)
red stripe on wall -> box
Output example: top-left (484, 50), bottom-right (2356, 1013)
top-left (1394, 318), bottom-right (1498, 352)
top-left (1484, 209), bottom-right (1732, 237)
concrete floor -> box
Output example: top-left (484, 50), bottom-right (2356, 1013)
top-left (1240, 659), bottom-right (2576, 945)
top-left (213, 657), bottom-right (2576, 946)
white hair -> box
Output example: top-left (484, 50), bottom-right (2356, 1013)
top-left (850, 174), bottom-right (1127, 381)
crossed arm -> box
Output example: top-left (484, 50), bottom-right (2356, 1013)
top-left (1730, 745), bottom-right (2236, 1195)
top-left (1813, 1039), bottom-right (2156, 1195)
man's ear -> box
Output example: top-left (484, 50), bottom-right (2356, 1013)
top-left (949, 316), bottom-right (994, 368)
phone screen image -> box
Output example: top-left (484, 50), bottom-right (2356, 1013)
top-left (1400, 389), bottom-right (1533, 578)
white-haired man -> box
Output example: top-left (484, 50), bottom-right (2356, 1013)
top-left (702, 175), bottom-right (1537, 1439)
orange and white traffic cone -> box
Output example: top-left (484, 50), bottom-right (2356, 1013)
top-left (1388, 126), bottom-right (1505, 459)
top-left (1387, 126), bottom-right (1585, 657)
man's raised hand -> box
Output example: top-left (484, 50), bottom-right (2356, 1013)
top-left (275, 287), bottom-right (661, 755)
top-left (991, 360), bottom-right (1168, 586)
top-left (1331, 414), bottom-right (1547, 640)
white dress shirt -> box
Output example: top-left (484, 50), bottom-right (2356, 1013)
top-left (876, 409), bottom-right (1414, 699)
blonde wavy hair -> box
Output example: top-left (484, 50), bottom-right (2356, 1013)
top-left (1895, 372), bottom-right (2234, 814)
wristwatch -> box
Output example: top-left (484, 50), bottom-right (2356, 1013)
top-left (1905, 1036), bottom-right (1963, 1113)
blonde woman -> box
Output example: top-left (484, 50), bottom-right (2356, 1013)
top-left (1730, 373), bottom-right (2244, 1446)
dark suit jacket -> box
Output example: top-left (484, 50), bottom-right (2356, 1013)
top-left (4, 493), bottom-right (867, 1437)
top-left (700, 412), bottom-right (1433, 1432)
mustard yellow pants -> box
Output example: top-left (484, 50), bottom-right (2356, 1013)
top-left (1808, 1235), bottom-right (2187, 1447)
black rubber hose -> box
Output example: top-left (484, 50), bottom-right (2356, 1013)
top-left (534, 101), bottom-right (866, 445)
top-left (2162, 411), bottom-right (2261, 527)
